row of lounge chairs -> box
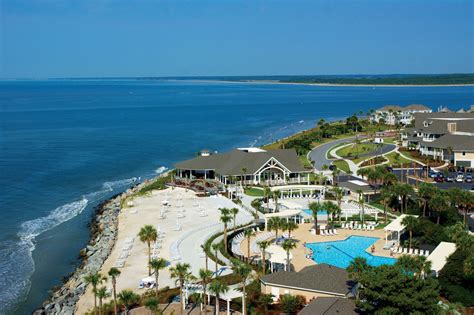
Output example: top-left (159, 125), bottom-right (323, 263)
top-left (114, 237), bottom-right (135, 268)
top-left (342, 222), bottom-right (375, 231)
top-left (320, 229), bottom-right (338, 236)
top-left (251, 231), bottom-right (274, 254)
top-left (231, 231), bottom-right (246, 256)
top-left (280, 194), bottom-right (319, 200)
top-left (392, 247), bottom-right (430, 257)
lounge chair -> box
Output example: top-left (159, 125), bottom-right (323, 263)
top-left (321, 230), bottom-right (327, 236)
top-left (402, 248), bottom-right (408, 254)
top-left (424, 250), bottom-right (430, 257)
top-left (396, 247), bottom-right (403, 254)
top-left (333, 229), bottom-right (338, 235)
top-left (327, 230), bottom-right (334, 236)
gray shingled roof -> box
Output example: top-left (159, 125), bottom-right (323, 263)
top-left (377, 105), bottom-right (403, 112)
top-left (175, 149), bottom-right (309, 175)
top-left (412, 112), bottom-right (474, 134)
top-left (298, 297), bottom-right (357, 315)
top-left (260, 264), bottom-right (353, 296)
top-left (404, 104), bottom-right (431, 111)
top-left (421, 134), bottom-right (474, 151)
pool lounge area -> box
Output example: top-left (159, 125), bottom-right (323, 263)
top-left (305, 235), bottom-right (397, 269)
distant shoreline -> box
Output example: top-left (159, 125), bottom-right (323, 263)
top-left (201, 79), bottom-right (474, 88)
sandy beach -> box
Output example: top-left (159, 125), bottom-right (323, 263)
top-left (76, 187), bottom-right (253, 314)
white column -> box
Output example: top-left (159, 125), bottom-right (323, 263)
top-left (227, 299), bottom-right (230, 315)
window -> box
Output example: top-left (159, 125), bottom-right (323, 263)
top-left (462, 152), bottom-right (466, 156)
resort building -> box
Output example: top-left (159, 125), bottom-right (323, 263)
top-left (400, 112), bottom-right (474, 167)
top-left (371, 104), bottom-right (432, 125)
top-left (260, 264), bottom-right (354, 302)
top-left (175, 148), bottom-right (312, 186)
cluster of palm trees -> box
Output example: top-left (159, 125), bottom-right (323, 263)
top-left (308, 200), bottom-right (341, 234)
top-left (218, 207), bottom-right (240, 252)
top-left (266, 217), bottom-right (298, 240)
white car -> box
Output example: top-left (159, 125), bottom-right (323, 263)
top-left (456, 174), bottom-right (464, 182)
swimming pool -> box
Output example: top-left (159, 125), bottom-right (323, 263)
top-left (303, 209), bottom-right (328, 216)
top-left (305, 235), bottom-right (396, 269)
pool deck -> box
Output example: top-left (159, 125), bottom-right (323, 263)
top-left (240, 223), bottom-right (396, 272)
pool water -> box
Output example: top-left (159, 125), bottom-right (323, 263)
top-left (303, 209), bottom-right (328, 216)
top-left (305, 235), bottom-right (396, 269)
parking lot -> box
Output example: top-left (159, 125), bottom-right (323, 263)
top-left (392, 168), bottom-right (474, 191)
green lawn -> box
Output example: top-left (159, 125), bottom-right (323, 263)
top-left (336, 143), bottom-right (378, 160)
top-left (299, 154), bottom-right (312, 168)
top-left (327, 142), bottom-right (348, 159)
top-left (333, 159), bottom-right (351, 173)
top-left (386, 151), bottom-right (414, 166)
top-left (244, 187), bottom-right (264, 197)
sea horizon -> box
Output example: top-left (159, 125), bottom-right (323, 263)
top-left (1, 80), bottom-right (473, 313)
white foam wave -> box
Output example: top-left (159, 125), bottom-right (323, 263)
top-left (102, 177), bottom-right (138, 191)
top-left (155, 166), bottom-right (168, 174)
top-left (19, 198), bottom-right (89, 243)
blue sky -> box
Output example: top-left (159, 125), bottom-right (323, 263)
top-left (1, 0), bottom-right (473, 78)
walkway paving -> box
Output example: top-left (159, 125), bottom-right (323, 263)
top-left (308, 136), bottom-right (360, 171)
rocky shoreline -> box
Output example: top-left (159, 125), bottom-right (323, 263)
top-left (33, 180), bottom-right (150, 315)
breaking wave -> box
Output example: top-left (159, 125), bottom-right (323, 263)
top-left (155, 166), bottom-right (168, 174)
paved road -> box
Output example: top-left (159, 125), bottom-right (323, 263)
top-left (308, 136), bottom-right (359, 170)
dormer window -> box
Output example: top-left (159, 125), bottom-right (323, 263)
top-left (423, 121), bottom-right (428, 127)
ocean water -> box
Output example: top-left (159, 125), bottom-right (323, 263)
top-left (0, 80), bottom-right (472, 313)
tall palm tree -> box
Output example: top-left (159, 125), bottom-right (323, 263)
top-left (244, 228), bottom-right (256, 262)
top-left (144, 297), bottom-right (160, 315)
top-left (211, 243), bottom-right (221, 274)
top-left (263, 186), bottom-right (272, 211)
top-left (356, 190), bottom-right (366, 224)
top-left (267, 217), bottom-right (282, 240)
top-left (209, 279), bottom-right (229, 315)
top-left (219, 210), bottom-right (232, 252)
top-left (95, 286), bottom-right (110, 315)
top-left (232, 261), bottom-right (253, 315)
top-left (258, 240), bottom-right (270, 274)
top-left (170, 263), bottom-right (193, 315)
top-left (230, 207), bottom-right (239, 230)
top-left (429, 192), bottom-right (450, 224)
top-left (108, 267), bottom-right (121, 315)
top-left (401, 215), bottom-right (417, 249)
top-left (138, 225), bottom-right (158, 275)
top-left (199, 268), bottom-right (214, 314)
top-left (346, 257), bottom-right (369, 281)
top-left (273, 190), bottom-right (281, 212)
top-left (379, 186), bottom-right (392, 223)
top-left (117, 289), bottom-right (140, 314)
top-left (201, 242), bottom-right (211, 272)
top-left (308, 201), bottom-right (324, 234)
top-left (324, 201), bottom-right (339, 228)
top-left (149, 258), bottom-right (168, 299)
top-left (418, 183), bottom-right (436, 218)
top-left (285, 221), bottom-right (298, 239)
top-left (84, 272), bottom-right (107, 315)
top-left (281, 239), bottom-right (296, 271)
top-left (331, 187), bottom-right (344, 223)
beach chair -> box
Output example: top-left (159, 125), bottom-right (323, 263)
top-left (327, 230), bottom-right (334, 236)
top-left (402, 248), bottom-right (408, 254)
top-left (424, 250), bottom-right (430, 257)
top-left (321, 230), bottom-right (327, 236)
top-left (395, 247), bottom-right (402, 254)
top-left (333, 229), bottom-right (338, 235)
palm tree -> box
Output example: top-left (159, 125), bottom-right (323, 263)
top-left (219, 208), bottom-right (232, 252)
top-left (199, 268), bottom-right (214, 314)
top-left (144, 297), bottom-right (160, 315)
top-left (95, 286), bottom-right (110, 315)
top-left (84, 272), bottom-right (107, 315)
top-left (232, 260), bottom-right (253, 315)
top-left (257, 294), bottom-right (274, 313)
top-left (401, 215), bottom-right (417, 249)
top-left (211, 243), bottom-right (221, 274)
top-left (429, 192), bottom-right (450, 224)
top-left (285, 221), bottom-right (298, 239)
top-left (356, 190), bottom-right (366, 224)
top-left (281, 239), bottom-right (296, 271)
top-left (418, 183), bottom-right (436, 217)
top-left (263, 186), bottom-right (272, 211)
top-left (209, 279), bottom-right (229, 315)
top-left (273, 190), bottom-right (281, 212)
top-left (379, 186), bottom-right (392, 223)
top-left (244, 228), bottom-right (256, 262)
top-left (117, 289), bottom-right (140, 314)
top-left (108, 267), bottom-right (121, 315)
top-left (149, 258), bottom-right (168, 299)
top-left (267, 217), bottom-right (283, 240)
top-left (170, 263), bottom-right (193, 315)
top-left (346, 257), bottom-right (369, 281)
top-left (331, 187), bottom-right (344, 223)
top-left (308, 201), bottom-right (324, 234)
top-left (201, 242), bottom-right (211, 272)
top-left (241, 167), bottom-right (247, 188)
top-left (230, 207), bottom-right (239, 230)
top-left (324, 201), bottom-right (339, 228)
top-left (138, 225), bottom-right (158, 276)
top-left (258, 240), bottom-right (270, 274)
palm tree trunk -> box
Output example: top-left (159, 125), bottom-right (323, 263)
top-left (113, 282), bottom-right (118, 315)
top-left (215, 295), bottom-right (219, 315)
top-left (203, 285), bottom-right (207, 314)
top-left (409, 231), bottom-right (412, 249)
top-left (214, 250), bottom-right (218, 274)
top-left (93, 289), bottom-right (98, 315)
top-left (262, 253), bottom-right (266, 274)
top-left (242, 281), bottom-right (246, 315)
top-left (147, 242), bottom-right (151, 276)
top-left (247, 238), bottom-right (250, 263)
top-left (422, 202), bottom-right (427, 217)
top-left (180, 281), bottom-right (184, 315)
top-left (99, 298), bottom-right (103, 315)
top-left (287, 252), bottom-right (290, 271)
top-left (155, 272), bottom-right (159, 299)
top-left (205, 253), bottom-right (209, 272)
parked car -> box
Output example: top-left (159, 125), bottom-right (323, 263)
top-left (445, 176), bottom-right (455, 182)
top-left (429, 171), bottom-right (439, 178)
top-left (448, 166), bottom-right (456, 172)
top-left (434, 176), bottom-right (444, 183)
top-left (465, 175), bottom-right (473, 183)
top-left (457, 165), bottom-right (465, 173)
top-left (456, 173), bottom-right (464, 182)
top-left (467, 168), bottom-right (472, 173)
